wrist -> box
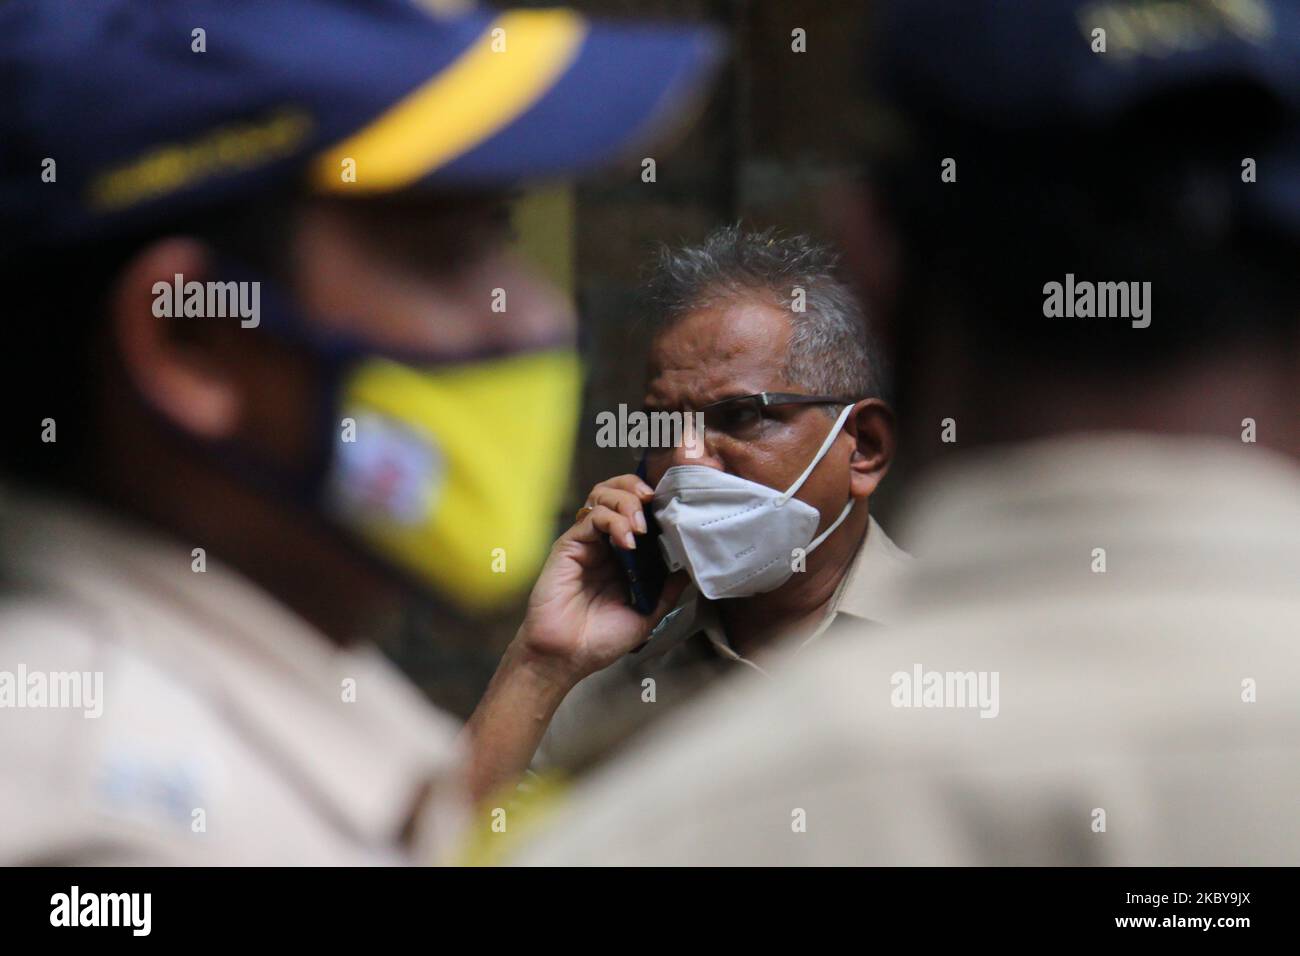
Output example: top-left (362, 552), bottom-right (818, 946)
top-left (502, 632), bottom-right (590, 693)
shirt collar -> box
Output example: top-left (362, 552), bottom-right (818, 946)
top-left (823, 514), bottom-right (913, 627)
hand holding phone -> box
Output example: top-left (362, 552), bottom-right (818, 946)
top-left (609, 458), bottom-right (668, 614)
top-left (515, 467), bottom-right (683, 681)
top-left (611, 500), bottom-right (668, 614)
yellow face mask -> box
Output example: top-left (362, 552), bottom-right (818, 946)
top-left (321, 348), bottom-right (580, 613)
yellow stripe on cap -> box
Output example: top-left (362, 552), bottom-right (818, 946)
top-left (312, 10), bottom-right (587, 192)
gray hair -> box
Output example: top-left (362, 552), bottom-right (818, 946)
top-left (642, 224), bottom-right (886, 404)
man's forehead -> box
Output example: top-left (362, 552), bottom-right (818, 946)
top-left (646, 295), bottom-right (793, 402)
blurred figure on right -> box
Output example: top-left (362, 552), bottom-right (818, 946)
top-left (512, 0), bottom-right (1300, 864)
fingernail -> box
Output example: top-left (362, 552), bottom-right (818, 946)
top-left (637, 483), bottom-right (654, 497)
top-left (624, 532), bottom-right (637, 549)
top-left (634, 511), bottom-right (647, 533)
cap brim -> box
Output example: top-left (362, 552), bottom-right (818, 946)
top-left (310, 8), bottom-right (724, 192)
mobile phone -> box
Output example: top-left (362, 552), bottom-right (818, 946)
top-left (612, 458), bottom-right (668, 614)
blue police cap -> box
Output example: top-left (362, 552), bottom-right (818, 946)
top-left (1, 0), bottom-right (722, 248)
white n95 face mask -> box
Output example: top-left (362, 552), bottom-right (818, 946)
top-left (652, 403), bottom-right (857, 600)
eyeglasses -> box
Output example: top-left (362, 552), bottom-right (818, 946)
top-left (638, 391), bottom-right (856, 462)
top-left (699, 392), bottom-right (855, 439)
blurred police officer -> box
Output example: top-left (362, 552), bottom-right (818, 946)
top-left (513, 0), bottom-right (1300, 865)
top-left (0, 0), bottom-right (718, 864)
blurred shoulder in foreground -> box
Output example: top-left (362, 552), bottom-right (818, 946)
top-left (512, 435), bottom-right (1300, 865)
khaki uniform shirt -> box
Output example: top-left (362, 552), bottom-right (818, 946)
top-left (535, 515), bottom-right (912, 772)
top-left (514, 435), bottom-right (1300, 865)
top-left (0, 487), bottom-right (466, 865)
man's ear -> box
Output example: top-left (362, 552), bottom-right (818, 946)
top-left (846, 398), bottom-right (895, 499)
top-left (110, 238), bottom-right (240, 440)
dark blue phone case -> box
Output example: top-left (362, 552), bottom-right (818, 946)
top-left (614, 458), bottom-right (668, 614)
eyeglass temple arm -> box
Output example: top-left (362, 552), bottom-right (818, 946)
top-left (759, 392), bottom-right (859, 407)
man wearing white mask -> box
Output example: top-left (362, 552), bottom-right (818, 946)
top-left (466, 226), bottom-right (909, 801)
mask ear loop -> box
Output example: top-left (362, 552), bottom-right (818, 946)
top-left (776, 402), bottom-right (859, 552)
top-left (807, 498), bottom-right (855, 553)
top-left (776, 402), bottom-right (858, 506)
